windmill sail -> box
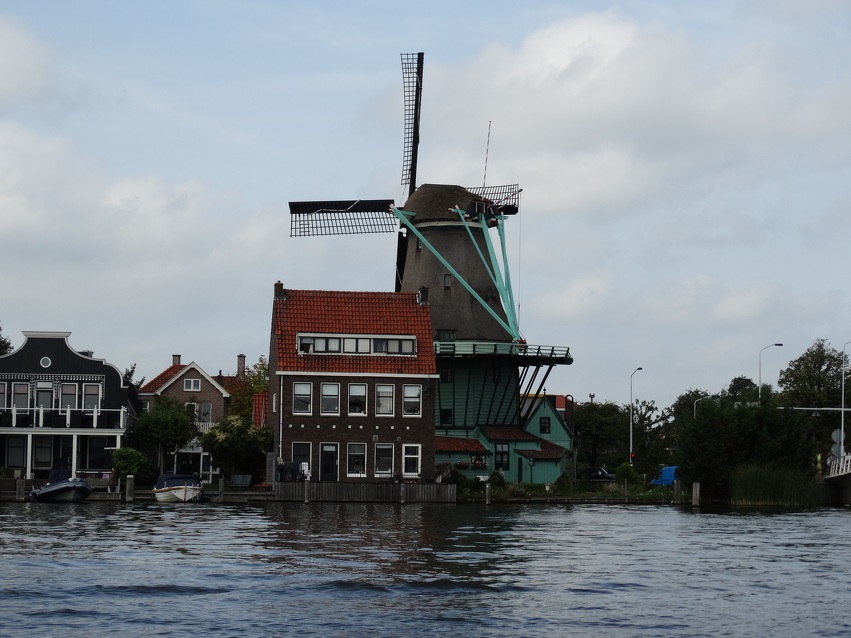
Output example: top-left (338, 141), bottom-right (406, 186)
top-left (401, 52), bottom-right (424, 198)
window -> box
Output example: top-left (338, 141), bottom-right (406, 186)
top-left (299, 337), bottom-right (313, 353)
top-left (12, 383), bottom-right (28, 409)
top-left (0, 383), bottom-right (5, 409)
top-left (34, 438), bottom-right (53, 468)
top-left (444, 274), bottom-right (451, 289)
top-left (83, 384), bottom-right (100, 411)
top-left (495, 443), bottom-right (509, 470)
top-left (184, 378), bottom-right (201, 392)
top-left (437, 330), bottom-right (456, 342)
top-left (313, 337), bottom-right (341, 353)
top-left (293, 442), bottom-right (311, 476)
top-left (35, 381), bottom-right (53, 409)
top-left (376, 384), bottom-right (394, 416)
top-left (403, 444), bottom-right (421, 477)
top-left (87, 436), bottom-right (109, 469)
top-left (6, 436), bottom-right (25, 468)
top-left (343, 338), bottom-right (371, 353)
top-left (375, 443), bottom-right (393, 477)
top-left (199, 401), bottom-right (213, 422)
top-left (61, 384), bottom-right (77, 411)
top-left (293, 382), bottom-right (312, 414)
top-left (347, 443), bottom-right (367, 477)
top-left (320, 383), bottom-right (340, 415)
top-left (402, 385), bottom-right (421, 416)
top-left (540, 417), bottom-right (551, 434)
top-left (348, 383), bottom-right (367, 415)
top-left (440, 409), bottom-right (453, 426)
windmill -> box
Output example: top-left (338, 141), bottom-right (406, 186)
top-left (288, 53), bottom-right (572, 428)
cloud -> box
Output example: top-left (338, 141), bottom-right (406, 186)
top-left (0, 16), bottom-right (56, 111)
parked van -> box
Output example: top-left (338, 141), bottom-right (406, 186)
top-left (650, 466), bottom-right (680, 486)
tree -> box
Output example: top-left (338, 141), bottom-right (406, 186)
top-left (123, 363), bottom-right (145, 388)
top-left (777, 338), bottom-right (844, 444)
top-left (200, 415), bottom-right (272, 481)
top-left (136, 396), bottom-right (199, 473)
top-left (0, 323), bottom-right (12, 356)
top-left (573, 401), bottom-right (625, 469)
top-left (228, 356), bottom-right (268, 421)
top-left (724, 376), bottom-right (758, 403)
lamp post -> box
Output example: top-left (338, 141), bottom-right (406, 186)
top-left (630, 367), bottom-right (642, 464)
top-left (693, 394), bottom-right (719, 418)
top-left (758, 343), bottom-right (783, 401)
top-left (842, 341), bottom-right (851, 458)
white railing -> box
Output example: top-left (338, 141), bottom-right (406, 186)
top-left (827, 455), bottom-right (851, 478)
top-left (0, 406), bottom-right (129, 429)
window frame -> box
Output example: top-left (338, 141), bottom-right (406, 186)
top-left (539, 416), bottom-right (551, 435)
top-left (320, 383), bottom-right (340, 416)
top-left (348, 383), bottom-right (367, 416)
top-left (82, 383), bottom-right (100, 411)
top-left (402, 384), bottom-right (421, 417)
top-left (402, 444), bottom-right (421, 478)
top-left (183, 378), bottom-right (201, 392)
top-left (12, 383), bottom-right (29, 410)
top-left (375, 384), bottom-right (394, 416)
top-left (374, 443), bottom-right (394, 478)
top-left (346, 443), bottom-right (367, 478)
top-left (292, 382), bottom-right (312, 415)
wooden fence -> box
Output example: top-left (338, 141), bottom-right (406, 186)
top-left (275, 481), bottom-right (456, 503)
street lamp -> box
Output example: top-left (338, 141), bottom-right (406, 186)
top-left (693, 395), bottom-right (718, 418)
top-left (758, 343), bottom-right (783, 400)
top-left (842, 341), bottom-right (851, 459)
top-left (630, 367), bottom-right (643, 464)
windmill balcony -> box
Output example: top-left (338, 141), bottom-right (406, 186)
top-left (0, 406), bottom-right (131, 430)
top-left (434, 341), bottom-right (573, 363)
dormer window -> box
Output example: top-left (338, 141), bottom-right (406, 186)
top-left (297, 333), bottom-right (416, 356)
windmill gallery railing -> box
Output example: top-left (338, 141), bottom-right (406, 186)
top-left (0, 406), bottom-right (130, 429)
top-left (434, 341), bottom-right (573, 363)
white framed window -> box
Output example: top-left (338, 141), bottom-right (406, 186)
top-left (6, 435), bottom-right (25, 468)
top-left (61, 384), bottom-right (77, 411)
top-left (403, 444), bottom-right (421, 478)
top-left (35, 381), bottom-right (53, 409)
top-left (348, 383), bottom-right (367, 415)
top-left (292, 442), bottom-right (311, 476)
top-left (376, 384), bottom-right (394, 416)
top-left (199, 401), bottom-right (213, 422)
top-left (184, 378), bottom-right (201, 392)
top-left (402, 385), bottom-right (421, 416)
top-left (293, 382), bottom-right (312, 414)
top-left (347, 443), bottom-right (367, 477)
top-left (320, 383), bottom-right (340, 415)
top-left (12, 383), bottom-right (29, 409)
top-left (375, 443), bottom-right (393, 477)
top-left (0, 382), bottom-right (5, 409)
top-left (82, 384), bottom-right (100, 411)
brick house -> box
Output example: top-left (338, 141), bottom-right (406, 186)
top-left (268, 283), bottom-right (437, 483)
top-left (139, 354), bottom-right (247, 480)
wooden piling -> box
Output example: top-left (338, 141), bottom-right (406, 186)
top-left (692, 482), bottom-right (700, 508)
top-left (126, 475), bottom-right (135, 503)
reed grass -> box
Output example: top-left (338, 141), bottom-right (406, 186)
top-left (730, 464), bottom-right (822, 508)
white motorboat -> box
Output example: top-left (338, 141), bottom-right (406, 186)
top-left (152, 473), bottom-right (203, 503)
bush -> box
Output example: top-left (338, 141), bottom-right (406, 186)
top-left (616, 462), bottom-right (638, 484)
top-left (112, 447), bottom-right (155, 483)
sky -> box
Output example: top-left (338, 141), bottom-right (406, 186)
top-left (1, 0), bottom-right (850, 410)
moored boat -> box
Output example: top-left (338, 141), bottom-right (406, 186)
top-left (152, 473), bottom-right (203, 503)
top-left (30, 471), bottom-right (93, 503)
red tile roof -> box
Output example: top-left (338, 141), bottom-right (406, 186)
top-left (480, 426), bottom-right (537, 442)
top-left (138, 364), bottom-right (183, 394)
top-left (435, 436), bottom-right (488, 453)
top-left (253, 392), bottom-right (268, 427)
top-left (272, 288), bottom-right (435, 375)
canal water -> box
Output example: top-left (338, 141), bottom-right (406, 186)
top-left (0, 501), bottom-right (848, 637)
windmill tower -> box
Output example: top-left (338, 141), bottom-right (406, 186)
top-left (288, 53), bottom-right (572, 437)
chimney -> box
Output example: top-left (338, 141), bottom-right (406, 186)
top-left (237, 354), bottom-right (246, 377)
top-left (172, 354), bottom-right (181, 366)
top-left (274, 281), bottom-right (286, 300)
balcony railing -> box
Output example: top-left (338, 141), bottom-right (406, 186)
top-left (0, 406), bottom-right (130, 429)
top-left (434, 341), bottom-right (573, 362)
